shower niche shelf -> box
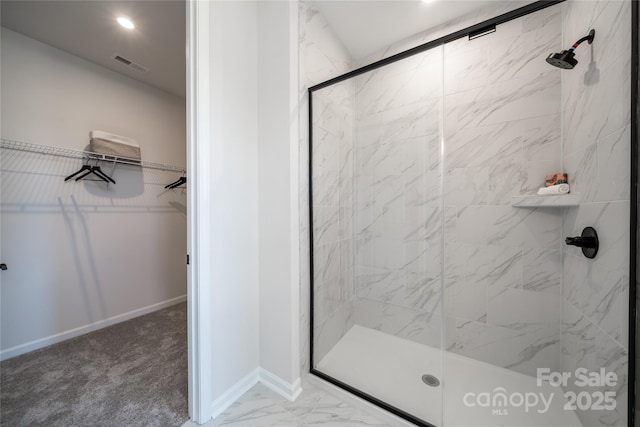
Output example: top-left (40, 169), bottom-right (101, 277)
top-left (511, 193), bottom-right (580, 208)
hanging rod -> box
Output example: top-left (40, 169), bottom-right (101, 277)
top-left (0, 138), bottom-right (186, 173)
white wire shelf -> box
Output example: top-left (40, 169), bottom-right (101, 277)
top-left (0, 138), bottom-right (186, 173)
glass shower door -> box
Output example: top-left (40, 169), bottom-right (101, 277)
top-left (310, 46), bottom-right (445, 427)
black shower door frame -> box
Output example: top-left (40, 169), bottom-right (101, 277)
top-left (307, 1), bottom-right (639, 426)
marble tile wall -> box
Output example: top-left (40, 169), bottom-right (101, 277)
top-left (560, 1), bottom-right (631, 426)
top-left (442, 5), bottom-right (564, 377)
top-left (350, 5), bottom-right (567, 378)
top-left (311, 80), bottom-right (356, 362)
top-left (302, 6), bottom-right (632, 423)
top-left (298, 1), bottom-right (355, 370)
top-left (352, 47), bottom-right (445, 350)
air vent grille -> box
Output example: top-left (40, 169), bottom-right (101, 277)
top-left (112, 54), bottom-right (149, 73)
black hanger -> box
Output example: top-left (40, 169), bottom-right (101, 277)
top-left (165, 176), bottom-right (186, 189)
top-left (64, 164), bottom-right (92, 181)
top-left (65, 159), bottom-right (116, 184)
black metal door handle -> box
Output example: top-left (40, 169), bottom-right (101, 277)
top-left (0, 263), bottom-right (7, 271)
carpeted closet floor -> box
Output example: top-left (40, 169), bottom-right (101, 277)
top-left (0, 303), bottom-right (188, 427)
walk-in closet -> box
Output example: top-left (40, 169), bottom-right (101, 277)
top-left (0, 1), bottom-right (189, 425)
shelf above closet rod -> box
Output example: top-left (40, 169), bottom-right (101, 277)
top-left (0, 138), bottom-right (186, 173)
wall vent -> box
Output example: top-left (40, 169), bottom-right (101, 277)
top-left (112, 54), bottom-right (150, 73)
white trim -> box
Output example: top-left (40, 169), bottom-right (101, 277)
top-left (288, 0), bottom-right (301, 388)
top-left (211, 368), bottom-right (260, 420)
top-left (0, 296), bottom-right (186, 361)
top-left (259, 367), bottom-right (303, 402)
top-left (187, 0), bottom-right (213, 424)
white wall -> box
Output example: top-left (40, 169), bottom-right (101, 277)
top-left (0, 28), bottom-right (187, 358)
top-left (257, 0), bottom-right (300, 388)
top-left (208, 0), bottom-right (260, 403)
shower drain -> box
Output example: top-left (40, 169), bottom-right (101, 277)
top-left (421, 374), bottom-right (440, 387)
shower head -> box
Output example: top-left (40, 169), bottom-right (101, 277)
top-left (546, 29), bottom-right (595, 70)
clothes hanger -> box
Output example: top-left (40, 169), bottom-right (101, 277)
top-left (165, 175), bottom-right (186, 189)
top-left (90, 163), bottom-right (116, 184)
top-left (66, 158), bottom-right (115, 184)
top-left (64, 163), bottom-right (92, 181)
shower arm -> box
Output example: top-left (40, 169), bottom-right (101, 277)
top-left (568, 29), bottom-right (596, 51)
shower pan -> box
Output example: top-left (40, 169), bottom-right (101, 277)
top-left (307, 1), bottom-right (636, 426)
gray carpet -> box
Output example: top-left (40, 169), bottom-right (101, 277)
top-left (1, 303), bottom-right (188, 427)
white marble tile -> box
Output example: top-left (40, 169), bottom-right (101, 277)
top-left (372, 140), bottom-right (405, 177)
top-left (562, 0), bottom-right (631, 157)
top-left (563, 252), bottom-right (626, 346)
top-left (382, 100), bottom-right (440, 142)
top-left (339, 240), bottom-right (354, 300)
top-left (404, 205), bottom-right (441, 242)
top-left (207, 381), bottom-right (393, 427)
top-left (487, 286), bottom-right (561, 327)
top-left (405, 273), bottom-right (442, 313)
top-left (403, 239), bottom-right (442, 277)
top-left (355, 174), bottom-right (375, 204)
top-left (469, 244), bottom-right (523, 290)
top-left (354, 237), bottom-right (374, 267)
top-left (444, 43), bottom-right (489, 95)
top-left (313, 207), bottom-right (340, 245)
top-left (300, 4), bottom-right (352, 86)
top-left (312, 167), bottom-right (340, 208)
top-left (312, 125), bottom-right (340, 174)
top-left (451, 319), bottom-right (561, 376)
top-left (456, 205), bottom-right (561, 248)
top-left (523, 248), bottom-right (561, 294)
top-left (486, 13), bottom-right (561, 84)
top-left (314, 303), bottom-right (354, 363)
top-left (355, 202), bottom-right (381, 239)
top-left (488, 160), bottom-right (559, 205)
top-left (561, 301), bottom-right (628, 427)
top-left (355, 266), bottom-right (404, 306)
top-left (445, 166), bottom-right (488, 207)
top-left (444, 120), bottom-right (522, 170)
top-left (596, 125), bottom-right (630, 202)
top-left (372, 174), bottom-right (404, 209)
top-left (372, 237), bottom-right (405, 271)
top-left (354, 113), bottom-right (383, 148)
top-left (561, 300), bottom-right (598, 374)
top-left (312, 93), bottom-right (349, 138)
top-left (521, 114), bottom-right (561, 163)
top-left (211, 384), bottom-right (300, 427)
top-left (404, 171), bottom-right (441, 208)
top-left (354, 298), bottom-right (440, 347)
top-left (445, 278), bottom-right (487, 322)
top-left (403, 135), bottom-right (435, 176)
top-left (563, 143), bottom-right (598, 203)
top-left (444, 71), bottom-right (560, 132)
top-left (355, 51), bottom-right (442, 117)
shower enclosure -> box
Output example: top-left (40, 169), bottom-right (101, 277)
top-left (307, 1), bottom-right (635, 426)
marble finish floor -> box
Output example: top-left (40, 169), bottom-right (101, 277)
top-left (189, 381), bottom-right (397, 427)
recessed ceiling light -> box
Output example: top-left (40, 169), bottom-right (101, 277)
top-left (422, 0), bottom-right (435, 3)
top-left (117, 16), bottom-right (135, 30)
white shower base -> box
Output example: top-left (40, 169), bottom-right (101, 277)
top-left (317, 325), bottom-right (583, 427)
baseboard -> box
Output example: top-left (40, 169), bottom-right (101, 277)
top-left (258, 367), bottom-right (302, 401)
top-left (210, 368), bottom-right (260, 419)
top-left (0, 295), bottom-right (187, 361)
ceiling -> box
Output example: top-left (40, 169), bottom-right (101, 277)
top-left (1, 0), bottom-right (186, 97)
top-left (311, 0), bottom-right (530, 59)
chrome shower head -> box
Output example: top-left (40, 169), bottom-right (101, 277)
top-left (546, 29), bottom-right (595, 70)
